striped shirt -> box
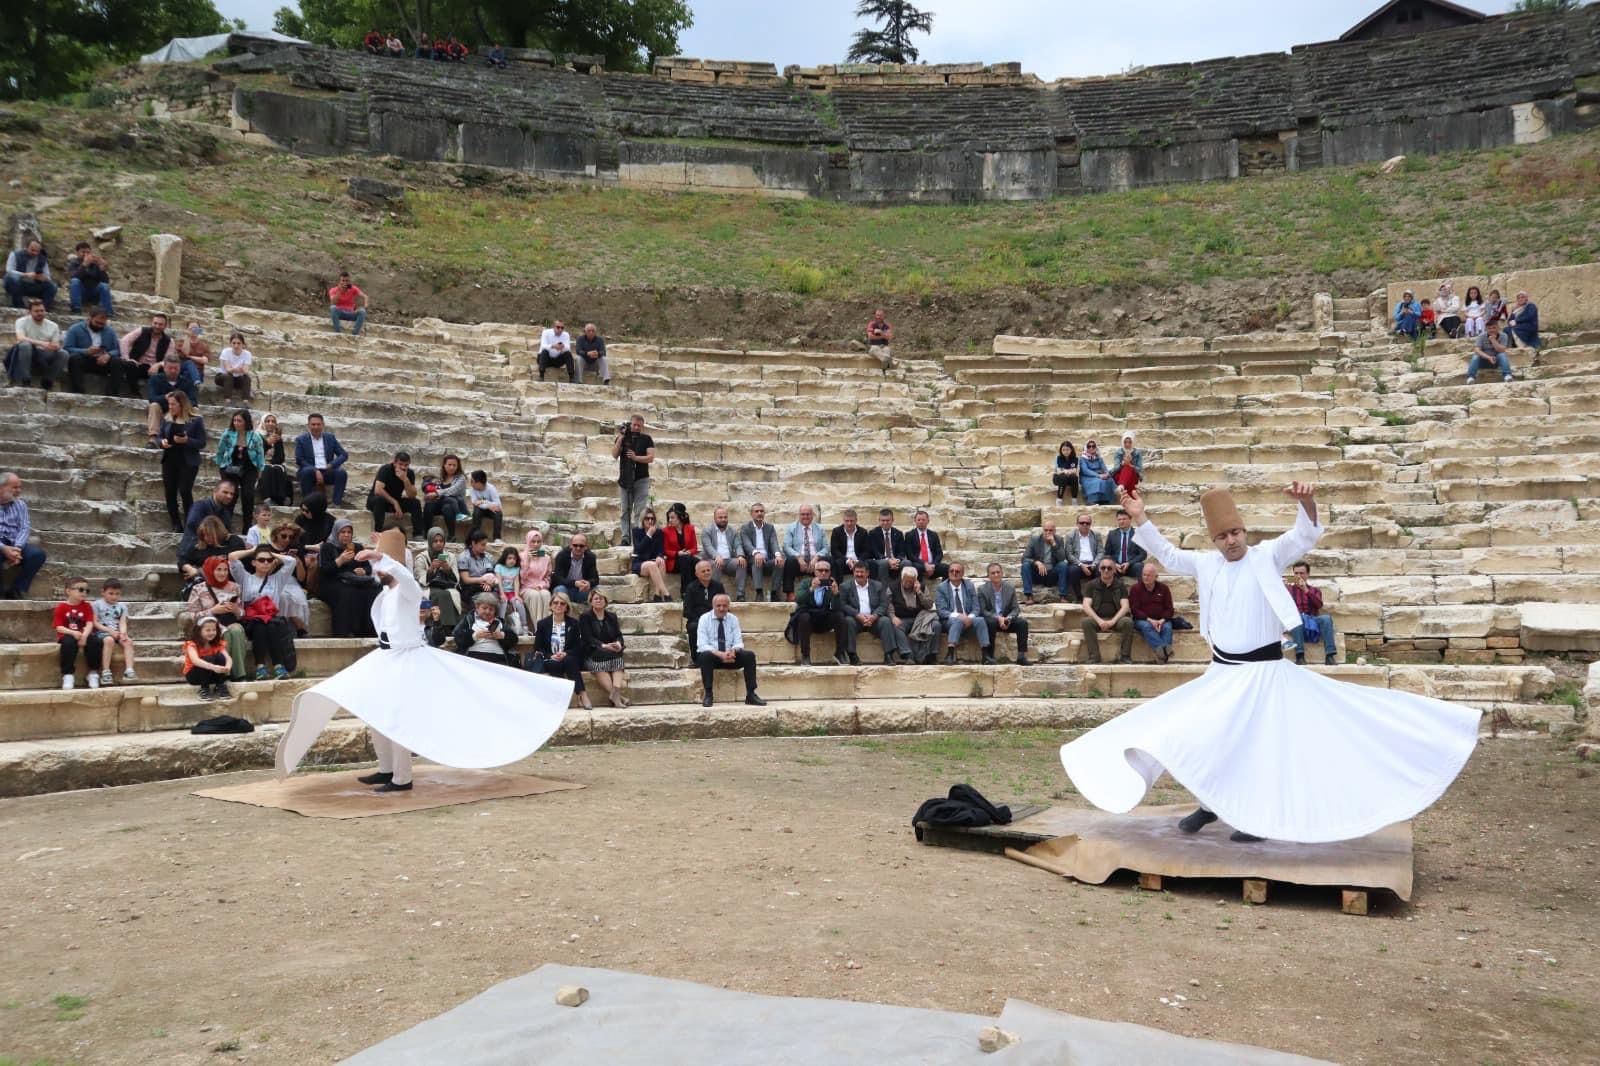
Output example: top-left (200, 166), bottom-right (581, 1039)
top-left (0, 497), bottom-right (30, 548)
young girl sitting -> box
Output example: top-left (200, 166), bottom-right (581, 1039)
top-left (494, 546), bottom-right (529, 635)
top-left (1462, 285), bottom-right (1486, 338)
top-left (184, 615), bottom-right (234, 701)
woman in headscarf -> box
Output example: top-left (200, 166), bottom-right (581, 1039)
top-left (414, 526), bottom-right (463, 628)
top-left (1111, 431), bottom-right (1143, 495)
top-left (1079, 438), bottom-right (1114, 504)
top-left (183, 555), bottom-right (251, 680)
top-left (256, 414), bottom-right (293, 506)
top-left (890, 566), bottom-right (940, 665)
top-left (519, 527), bottom-right (553, 626)
top-left (317, 518), bottom-right (379, 638)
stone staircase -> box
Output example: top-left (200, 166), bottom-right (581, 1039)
top-left (0, 291), bottom-right (1593, 795)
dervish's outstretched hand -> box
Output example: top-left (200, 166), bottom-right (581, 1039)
top-left (1117, 485), bottom-right (1146, 525)
top-left (355, 549), bottom-right (383, 562)
top-left (1285, 481), bottom-right (1318, 525)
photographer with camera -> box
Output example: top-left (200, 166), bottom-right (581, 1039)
top-left (783, 558), bottom-right (839, 666)
top-left (612, 413), bottom-right (655, 547)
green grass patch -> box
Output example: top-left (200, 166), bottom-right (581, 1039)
top-left (1541, 685), bottom-right (1584, 711)
top-left (52, 993), bottom-right (88, 1022)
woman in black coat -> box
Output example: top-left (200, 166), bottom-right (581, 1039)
top-left (578, 588), bottom-right (628, 707)
top-left (255, 413), bottom-right (293, 506)
top-left (531, 591), bottom-right (590, 710)
top-left (158, 391), bottom-right (206, 532)
top-left (316, 518), bottom-right (379, 638)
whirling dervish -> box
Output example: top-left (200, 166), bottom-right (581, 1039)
top-left (276, 528), bottom-right (572, 792)
top-left (1059, 481), bottom-right (1481, 844)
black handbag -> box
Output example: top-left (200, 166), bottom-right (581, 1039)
top-left (220, 464), bottom-right (245, 481)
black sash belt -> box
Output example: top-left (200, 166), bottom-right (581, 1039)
top-left (1211, 640), bottom-right (1283, 666)
top-left (378, 632), bottom-right (391, 649)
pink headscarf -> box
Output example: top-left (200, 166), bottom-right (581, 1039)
top-left (521, 529), bottom-right (552, 591)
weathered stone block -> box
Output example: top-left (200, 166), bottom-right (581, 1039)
top-left (150, 233), bottom-right (183, 301)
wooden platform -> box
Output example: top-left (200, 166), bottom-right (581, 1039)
top-left (917, 803), bottom-right (1412, 913)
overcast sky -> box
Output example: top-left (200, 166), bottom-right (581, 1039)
top-left (217, 0), bottom-right (1523, 79)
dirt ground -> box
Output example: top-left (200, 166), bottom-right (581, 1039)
top-left (0, 731), bottom-right (1594, 1066)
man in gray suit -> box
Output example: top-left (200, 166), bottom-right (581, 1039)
top-left (837, 561), bottom-right (900, 665)
top-left (738, 501), bottom-right (783, 601)
top-left (1021, 519), bottom-right (1070, 604)
top-left (935, 562), bottom-right (988, 665)
top-left (1064, 512), bottom-right (1103, 605)
top-left (978, 562), bottom-right (1031, 666)
top-left (700, 505), bottom-right (748, 598)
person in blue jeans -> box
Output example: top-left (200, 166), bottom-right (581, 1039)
top-left (327, 272), bottom-right (368, 335)
top-left (0, 473), bottom-right (47, 599)
top-left (1466, 322), bottom-right (1515, 384)
top-left (1286, 561), bottom-right (1337, 666)
top-left (67, 243), bottom-right (114, 317)
top-left (1019, 521), bottom-right (1070, 604)
top-left (1392, 290), bottom-right (1421, 339)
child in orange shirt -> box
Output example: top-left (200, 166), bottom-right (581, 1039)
top-left (183, 615), bottom-right (233, 701)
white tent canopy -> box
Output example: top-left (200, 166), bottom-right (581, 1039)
top-left (140, 30), bottom-right (308, 64)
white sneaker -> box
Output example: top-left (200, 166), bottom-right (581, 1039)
top-left (123, 668), bottom-right (137, 681)
top-left (61, 675), bottom-right (75, 690)
top-left (87, 673), bottom-right (100, 689)
top-left (100, 670), bottom-right (114, 686)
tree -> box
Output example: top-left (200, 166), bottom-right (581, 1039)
top-left (846, 0), bottom-right (933, 65)
top-left (1, 0), bottom-right (229, 100)
top-left (1511, 0), bottom-right (1581, 11)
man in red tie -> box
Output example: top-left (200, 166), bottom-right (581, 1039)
top-left (911, 509), bottom-right (947, 583)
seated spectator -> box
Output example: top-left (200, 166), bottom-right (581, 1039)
top-left (233, 544), bottom-right (302, 677)
top-left (518, 528), bottom-right (553, 627)
top-left (264, 523), bottom-right (313, 634)
top-left (935, 562), bottom-right (987, 664)
top-left (245, 503), bottom-right (274, 548)
top-left (1287, 560), bottom-right (1338, 667)
top-left (783, 503), bottom-right (827, 599)
top-left (4, 239), bottom-right (56, 309)
top-left (1129, 560), bottom-right (1175, 663)
top-left (183, 556), bottom-right (250, 681)
top-left (175, 320), bottom-right (210, 372)
top-left (1392, 290), bottom-right (1421, 339)
top-left (180, 516), bottom-right (243, 584)
top-left (386, 34), bottom-right (405, 58)
top-left (256, 414), bottom-right (293, 506)
top-left (421, 454), bottom-right (471, 540)
top-left (784, 558), bottom-right (838, 665)
top-left (144, 351), bottom-right (200, 443)
top-left (633, 507), bottom-right (670, 602)
top-left (827, 507), bottom-right (870, 582)
top-left (176, 478), bottom-right (239, 573)
top-left (1504, 290), bottom-right (1540, 350)
top-left (7, 298), bottom-right (65, 390)
top-left (1080, 559), bottom-right (1133, 664)
top-left (215, 331), bottom-right (253, 403)
top-left (0, 472), bottom-right (46, 600)
top-left (700, 506), bottom-right (748, 597)
top-left (431, 36), bottom-right (448, 61)
top-left (446, 36), bottom-right (469, 62)
top-left (1467, 322), bottom-right (1516, 384)
top-left (416, 526), bottom-right (464, 628)
top-left (1064, 512), bottom-right (1101, 603)
top-left (53, 576), bottom-right (102, 690)
top-left (580, 589), bottom-right (629, 706)
top-left (317, 519), bottom-right (378, 639)
top-left (1078, 439), bottom-right (1113, 504)
top-left (1110, 432), bottom-right (1142, 495)
top-left (1418, 300), bottom-right (1437, 339)
top-left (838, 560), bottom-right (900, 666)
top-left (486, 42), bottom-right (507, 67)
top-left (415, 33), bottom-right (432, 59)
top-left (739, 502), bottom-right (782, 601)
top-left (457, 529), bottom-right (498, 601)
top-left (977, 562), bottom-right (1029, 666)
top-left (537, 319), bottom-right (575, 382)
top-left (363, 27), bottom-right (384, 54)
top-left (1052, 440), bottom-right (1079, 502)
top-left (183, 615), bottom-right (234, 700)
top-left (1020, 520), bottom-right (1069, 605)
top-left (552, 533), bottom-right (599, 606)
top-left (158, 391), bottom-right (206, 533)
top-left (421, 599), bottom-right (447, 647)
top-left (455, 593), bottom-right (518, 665)
top-left (328, 272), bottom-right (367, 335)
top-left (121, 312), bottom-right (174, 390)
top-left (695, 594), bottom-right (765, 707)
top-left (683, 559), bottom-right (724, 661)
top-left (66, 242), bottom-right (113, 317)
top-left (294, 414), bottom-right (350, 505)
top-left (367, 450), bottom-right (423, 535)
top-left (662, 503), bottom-right (698, 597)
top-left (214, 408), bottom-right (264, 519)
top-left (91, 578), bottom-right (137, 685)
top-left (890, 567), bottom-right (939, 665)
top-left (295, 492), bottom-right (334, 556)
top-left (574, 322), bottom-right (611, 385)
top-left (1434, 281), bottom-right (1462, 339)
top-left (65, 307), bottom-right (138, 396)
top-left (468, 470), bottom-right (503, 541)
top-left (1100, 508), bottom-right (1147, 580)
top-left (1461, 285), bottom-right (1486, 338)
top-left (868, 508), bottom-right (909, 585)
top-left (493, 546), bottom-right (528, 634)
top-left (1483, 288), bottom-right (1508, 331)
top-left (530, 592), bottom-right (590, 709)
top-left (908, 509), bottom-right (947, 584)
top-left (866, 308), bottom-right (893, 370)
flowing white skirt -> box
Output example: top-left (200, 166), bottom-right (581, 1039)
top-left (1059, 660), bottom-right (1481, 843)
top-left (275, 645), bottom-right (573, 777)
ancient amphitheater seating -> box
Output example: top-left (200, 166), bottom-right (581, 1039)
top-left (0, 289), bottom-right (1592, 794)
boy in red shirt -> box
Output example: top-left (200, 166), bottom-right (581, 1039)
top-left (327, 272), bottom-right (368, 336)
top-left (53, 576), bottom-right (104, 690)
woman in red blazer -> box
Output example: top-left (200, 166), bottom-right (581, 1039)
top-left (661, 503), bottom-right (698, 598)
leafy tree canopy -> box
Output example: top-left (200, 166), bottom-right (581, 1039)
top-left (2, 0), bottom-right (232, 100)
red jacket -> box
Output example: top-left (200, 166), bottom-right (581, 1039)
top-left (663, 524), bottom-right (697, 573)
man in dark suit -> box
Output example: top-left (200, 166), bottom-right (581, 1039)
top-left (828, 508), bottom-right (872, 581)
top-left (293, 413), bottom-right (350, 504)
top-left (837, 561), bottom-right (899, 665)
top-left (907, 509), bottom-right (947, 584)
top-left (552, 533), bottom-right (601, 606)
top-left (785, 558), bottom-right (839, 666)
top-left (978, 562), bottom-right (1031, 666)
top-left (1100, 508), bottom-right (1147, 580)
top-left (867, 507), bottom-right (908, 585)
top-left (176, 476), bottom-right (239, 566)
top-left (682, 559), bottom-right (725, 662)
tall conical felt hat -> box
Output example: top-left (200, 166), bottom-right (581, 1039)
top-left (376, 526), bottom-right (409, 562)
top-left (1199, 487), bottom-right (1245, 540)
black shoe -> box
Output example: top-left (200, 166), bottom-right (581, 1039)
top-left (196, 684), bottom-right (215, 701)
top-left (944, 650), bottom-right (957, 665)
top-left (1229, 831), bottom-right (1265, 843)
top-left (1016, 656), bottom-right (1031, 666)
top-left (1325, 655), bottom-right (1338, 666)
top-left (982, 653), bottom-right (996, 665)
top-left (357, 771), bottom-right (394, 785)
top-left (374, 780), bottom-right (413, 793)
top-left (1294, 653), bottom-right (1306, 665)
top-left (847, 653), bottom-right (861, 666)
top-left (1116, 655), bottom-right (1133, 664)
top-left (832, 652), bottom-right (848, 666)
top-left (1177, 808), bottom-right (1218, 834)
top-left (883, 654), bottom-right (896, 665)
top-left (744, 692), bottom-right (767, 706)
top-left (213, 682), bottom-right (231, 700)
top-left (701, 694), bottom-right (713, 707)
top-left (537, 370), bottom-right (546, 381)
top-left (800, 656), bottom-right (812, 667)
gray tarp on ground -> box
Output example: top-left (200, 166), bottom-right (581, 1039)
top-left (140, 30), bottom-right (308, 64)
top-left (342, 964), bottom-right (1334, 1065)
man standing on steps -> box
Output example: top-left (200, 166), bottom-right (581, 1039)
top-left (1059, 481), bottom-right (1481, 846)
top-left (612, 413), bottom-right (654, 547)
top-left (695, 594), bottom-right (766, 708)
